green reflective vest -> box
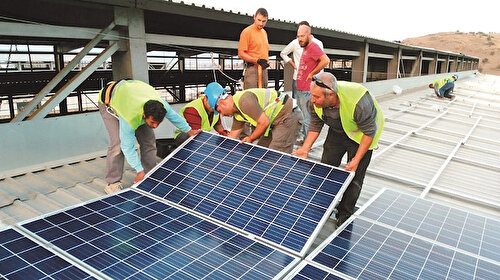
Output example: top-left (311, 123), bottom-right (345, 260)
top-left (233, 88), bottom-right (284, 126)
top-left (98, 80), bottom-right (164, 130)
top-left (432, 77), bottom-right (454, 89)
top-left (175, 97), bottom-right (219, 138)
top-left (313, 81), bottom-right (384, 150)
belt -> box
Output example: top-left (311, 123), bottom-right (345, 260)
top-left (100, 79), bottom-right (128, 105)
top-left (245, 62), bottom-right (255, 67)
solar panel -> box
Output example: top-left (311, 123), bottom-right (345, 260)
top-left (136, 131), bottom-right (353, 256)
top-left (360, 189), bottom-right (500, 262)
top-left (0, 227), bottom-right (96, 280)
top-left (283, 262), bottom-right (346, 280)
top-left (306, 189), bottom-right (500, 280)
top-left (21, 189), bottom-right (299, 280)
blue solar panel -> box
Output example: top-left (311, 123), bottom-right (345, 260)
top-left (0, 227), bottom-right (96, 280)
top-left (22, 189), bottom-right (298, 280)
top-left (360, 189), bottom-right (500, 263)
top-left (136, 131), bottom-right (352, 256)
top-left (307, 189), bottom-right (500, 280)
top-left (285, 262), bottom-right (346, 280)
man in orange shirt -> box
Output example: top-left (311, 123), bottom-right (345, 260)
top-left (238, 7), bottom-right (270, 89)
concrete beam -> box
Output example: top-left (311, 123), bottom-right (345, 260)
top-left (368, 52), bottom-right (394, 59)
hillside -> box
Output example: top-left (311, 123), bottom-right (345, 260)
top-left (402, 32), bottom-right (500, 76)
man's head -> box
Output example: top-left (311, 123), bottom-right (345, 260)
top-left (297, 24), bottom-right (312, 47)
top-left (215, 93), bottom-right (234, 117)
top-left (452, 74), bottom-right (458, 81)
top-left (143, 100), bottom-right (166, 128)
top-left (253, 8), bottom-right (268, 30)
top-left (204, 82), bottom-right (226, 114)
top-left (429, 83), bottom-right (434, 88)
top-left (310, 72), bottom-right (339, 108)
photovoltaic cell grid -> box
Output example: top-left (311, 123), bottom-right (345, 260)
top-left (305, 189), bottom-right (500, 280)
top-left (0, 227), bottom-right (95, 280)
top-left (136, 132), bottom-right (352, 256)
top-left (285, 263), bottom-right (346, 280)
top-left (310, 218), bottom-right (499, 280)
top-left (360, 189), bottom-right (500, 263)
top-left (21, 189), bottom-right (297, 280)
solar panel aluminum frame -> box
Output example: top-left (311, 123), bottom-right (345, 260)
top-left (1, 226), bottom-right (104, 280)
top-left (134, 132), bottom-right (355, 258)
top-left (17, 188), bottom-right (302, 280)
top-left (281, 261), bottom-right (348, 280)
top-left (305, 188), bottom-right (500, 279)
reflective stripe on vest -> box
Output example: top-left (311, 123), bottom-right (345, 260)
top-left (233, 88), bottom-right (284, 127)
top-left (174, 97), bottom-right (220, 138)
top-left (313, 81), bottom-right (384, 150)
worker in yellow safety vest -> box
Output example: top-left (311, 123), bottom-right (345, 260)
top-left (215, 88), bottom-right (301, 153)
top-left (292, 72), bottom-right (384, 227)
top-left (429, 74), bottom-right (458, 99)
top-left (98, 79), bottom-right (199, 194)
top-left (174, 82), bottom-right (228, 145)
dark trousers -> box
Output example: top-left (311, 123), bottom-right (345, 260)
top-left (321, 128), bottom-right (373, 219)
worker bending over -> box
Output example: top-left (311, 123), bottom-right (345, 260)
top-left (216, 88), bottom-right (301, 153)
top-left (98, 79), bottom-right (199, 194)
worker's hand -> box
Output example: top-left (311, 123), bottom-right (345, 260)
top-left (291, 146), bottom-right (309, 159)
top-left (306, 72), bottom-right (313, 81)
top-left (257, 58), bottom-right (270, 68)
top-left (240, 136), bottom-right (254, 144)
top-left (344, 158), bottom-right (360, 172)
top-left (218, 130), bottom-right (229, 136)
top-left (187, 129), bottom-right (201, 137)
top-left (134, 171), bottom-right (145, 183)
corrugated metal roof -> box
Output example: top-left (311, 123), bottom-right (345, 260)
top-left (1, 74), bottom-right (499, 233)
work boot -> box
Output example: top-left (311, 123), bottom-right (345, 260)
top-left (104, 182), bottom-right (123, 194)
top-left (335, 213), bottom-right (350, 228)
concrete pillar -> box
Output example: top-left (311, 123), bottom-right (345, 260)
top-left (449, 57), bottom-right (457, 72)
top-left (428, 54), bottom-right (438, 75)
top-left (352, 42), bottom-right (368, 83)
top-left (410, 51), bottom-right (422, 77)
top-left (283, 62), bottom-right (293, 92)
top-left (387, 48), bottom-right (401, 79)
top-left (112, 7), bottom-right (149, 82)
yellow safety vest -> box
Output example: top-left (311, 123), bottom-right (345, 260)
top-left (98, 80), bottom-right (164, 130)
top-left (233, 88), bottom-right (284, 126)
top-left (313, 81), bottom-right (384, 150)
top-left (174, 97), bottom-right (219, 138)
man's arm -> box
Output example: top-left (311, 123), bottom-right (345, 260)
top-left (345, 135), bottom-right (373, 172)
top-left (163, 100), bottom-right (191, 132)
top-left (306, 54), bottom-right (330, 81)
top-left (291, 131), bottom-right (320, 158)
top-left (118, 117), bottom-right (144, 182)
top-left (241, 112), bottom-right (270, 144)
top-left (280, 40), bottom-right (295, 68)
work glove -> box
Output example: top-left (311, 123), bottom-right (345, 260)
top-left (257, 58), bottom-right (270, 68)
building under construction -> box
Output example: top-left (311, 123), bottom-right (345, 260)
top-left (1, 1), bottom-right (499, 280)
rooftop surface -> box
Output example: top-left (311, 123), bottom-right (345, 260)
top-left (1, 73), bottom-right (499, 248)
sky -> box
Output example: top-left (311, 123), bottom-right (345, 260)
top-left (180, 0), bottom-right (498, 42)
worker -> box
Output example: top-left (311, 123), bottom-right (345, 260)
top-left (98, 79), bottom-right (199, 194)
top-left (429, 74), bottom-right (458, 99)
top-left (292, 72), bottom-right (384, 227)
top-left (174, 82), bottom-right (228, 145)
top-left (238, 7), bottom-right (270, 89)
top-left (215, 88), bottom-right (301, 153)
top-left (294, 23), bottom-right (329, 145)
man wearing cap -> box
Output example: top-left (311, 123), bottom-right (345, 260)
top-left (429, 74), bottom-right (458, 99)
top-left (216, 88), bottom-right (301, 153)
top-left (98, 79), bottom-right (199, 194)
top-left (292, 72), bottom-right (384, 227)
top-left (238, 7), bottom-right (270, 89)
top-left (174, 82), bottom-right (228, 145)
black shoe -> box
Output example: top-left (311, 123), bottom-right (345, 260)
top-left (336, 213), bottom-right (350, 227)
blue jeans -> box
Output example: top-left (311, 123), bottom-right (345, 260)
top-left (439, 82), bottom-right (454, 98)
top-left (296, 90), bottom-right (311, 139)
top-left (292, 79), bottom-right (297, 99)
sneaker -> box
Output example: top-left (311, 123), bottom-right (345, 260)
top-left (104, 182), bottom-right (123, 194)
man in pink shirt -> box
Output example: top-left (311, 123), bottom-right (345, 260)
top-left (295, 25), bottom-right (329, 143)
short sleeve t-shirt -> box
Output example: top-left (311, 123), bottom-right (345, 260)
top-left (238, 25), bottom-right (269, 60)
top-left (296, 42), bottom-right (325, 91)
